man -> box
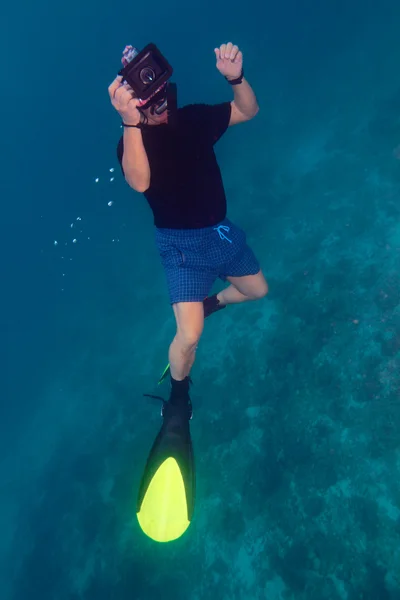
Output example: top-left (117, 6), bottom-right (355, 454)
top-left (108, 42), bottom-right (268, 408)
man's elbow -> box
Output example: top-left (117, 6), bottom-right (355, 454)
top-left (249, 104), bottom-right (260, 119)
top-left (241, 104), bottom-right (259, 123)
top-left (126, 177), bottom-right (149, 193)
top-left (132, 184), bottom-right (148, 193)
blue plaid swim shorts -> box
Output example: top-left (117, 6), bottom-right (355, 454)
top-left (155, 218), bottom-right (260, 304)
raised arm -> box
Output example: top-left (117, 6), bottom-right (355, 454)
top-left (214, 42), bottom-right (259, 126)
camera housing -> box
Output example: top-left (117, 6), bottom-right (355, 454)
top-left (118, 43), bottom-right (173, 101)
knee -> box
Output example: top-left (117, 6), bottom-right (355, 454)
top-left (176, 326), bottom-right (203, 353)
top-left (172, 301), bottom-right (204, 354)
top-left (250, 280), bottom-right (269, 300)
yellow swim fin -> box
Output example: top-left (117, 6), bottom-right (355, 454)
top-left (136, 398), bottom-right (195, 543)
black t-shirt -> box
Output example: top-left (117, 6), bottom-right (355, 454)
top-left (117, 102), bottom-right (232, 229)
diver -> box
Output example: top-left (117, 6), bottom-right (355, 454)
top-left (108, 42), bottom-right (268, 409)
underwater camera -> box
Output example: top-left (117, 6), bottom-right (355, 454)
top-left (118, 43), bottom-right (173, 102)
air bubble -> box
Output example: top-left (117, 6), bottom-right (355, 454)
top-left (51, 167), bottom-right (122, 292)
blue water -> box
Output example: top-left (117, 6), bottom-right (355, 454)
top-left (2, 1), bottom-right (400, 598)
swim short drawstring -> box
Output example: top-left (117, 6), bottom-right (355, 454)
top-left (214, 225), bottom-right (232, 243)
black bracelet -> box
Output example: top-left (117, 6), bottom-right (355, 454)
top-left (122, 122), bottom-right (142, 128)
top-left (226, 68), bottom-right (244, 86)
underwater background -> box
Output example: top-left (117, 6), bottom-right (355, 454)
top-left (2, 0), bottom-right (400, 598)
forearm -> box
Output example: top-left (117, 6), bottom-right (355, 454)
top-left (231, 78), bottom-right (259, 118)
top-left (122, 127), bottom-right (151, 192)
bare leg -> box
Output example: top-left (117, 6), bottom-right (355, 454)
top-left (217, 271), bottom-right (269, 306)
top-left (169, 302), bottom-right (204, 381)
top-left (217, 284), bottom-right (252, 305)
top-left (168, 273), bottom-right (268, 380)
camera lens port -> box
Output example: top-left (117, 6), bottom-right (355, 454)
top-left (140, 67), bottom-right (156, 84)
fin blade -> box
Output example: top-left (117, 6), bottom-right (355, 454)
top-left (137, 456), bottom-right (191, 542)
top-left (136, 406), bottom-right (195, 543)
